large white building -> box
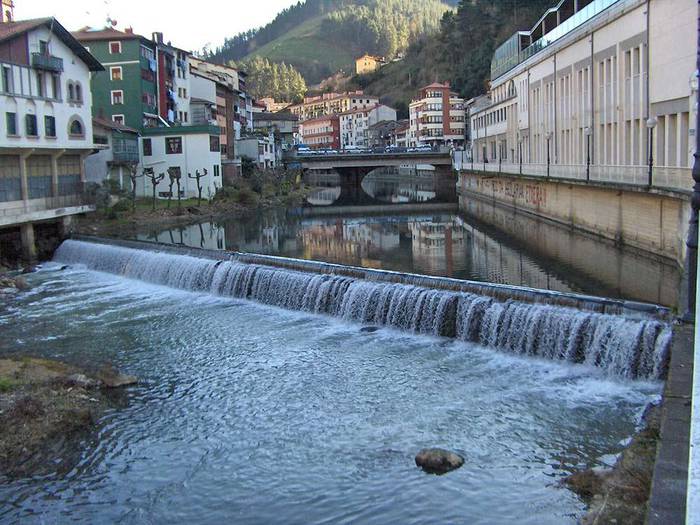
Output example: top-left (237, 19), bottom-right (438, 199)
top-left (409, 82), bottom-right (466, 148)
top-left (467, 0), bottom-right (696, 190)
top-left (0, 17), bottom-right (102, 262)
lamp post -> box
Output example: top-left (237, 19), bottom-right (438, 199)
top-left (646, 117), bottom-right (657, 187)
top-left (518, 134), bottom-right (523, 176)
top-left (584, 126), bottom-right (592, 183)
top-left (545, 131), bottom-right (553, 178)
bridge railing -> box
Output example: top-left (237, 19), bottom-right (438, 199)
top-left (453, 151), bottom-right (692, 192)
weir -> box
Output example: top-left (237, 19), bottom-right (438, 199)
top-left (56, 237), bottom-right (674, 380)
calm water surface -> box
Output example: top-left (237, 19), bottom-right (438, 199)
top-left (0, 267), bottom-right (660, 524)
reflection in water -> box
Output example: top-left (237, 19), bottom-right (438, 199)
top-left (302, 166), bottom-right (453, 206)
top-left (135, 206), bottom-right (680, 307)
top-left (361, 167), bottom-right (437, 203)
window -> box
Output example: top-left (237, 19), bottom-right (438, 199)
top-left (165, 137), bottom-right (182, 154)
top-left (36, 72), bottom-right (44, 97)
top-left (75, 83), bottom-right (82, 102)
top-left (109, 41), bottom-right (122, 54)
top-left (51, 74), bottom-right (60, 99)
top-left (183, 111), bottom-right (188, 123)
top-left (213, 164), bottom-right (220, 178)
top-left (44, 116), bottom-right (56, 137)
top-left (25, 114), bottom-right (38, 136)
top-left (112, 114), bottom-right (125, 125)
top-left (210, 135), bottom-right (220, 152)
top-left (110, 67), bottom-right (122, 81)
top-left (5, 112), bottom-right (17, 135)
top-left (2, 65), bottom-right (13, 93)
top-left (39, 40), bottom-right (49, 55)
top-left (68, 82), bottom-right (74, 101)
top-left (69, 119), bottom-right (84, 136)
top-left (111, 90), bottom-right (124, 105)
top-left (142, 138), bottom-right (152, 156)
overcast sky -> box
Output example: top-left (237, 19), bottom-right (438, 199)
top-left (15, 0), bottom-right (299, 53)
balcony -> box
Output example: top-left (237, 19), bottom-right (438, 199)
top-left (31, 53), bottom-right (64, 72)
top-left (112, 140), bottom-right (140, 164)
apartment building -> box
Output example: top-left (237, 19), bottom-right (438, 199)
top-left (0, 17), bottom-right (102, 261)
top-left (339, 104), bottom-right (397, 150)
top-left (299, 115), bottom-right (340, 150)
top-left (73, 26), bottom-right (159, 130)
top-left (469, 0), bottom-right (696, 189)
top-left (409, 83), bottom-right (466, 148)
top-left (289, 91), bottom-right (379, 122)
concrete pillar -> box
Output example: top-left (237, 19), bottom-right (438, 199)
top-left (19, 151), bottom-right (32, 202)
top-left (59, 216), bottom-right (73, 239)
top-left (20, 222), bottom-right (36, 263)
top-left (50, 149), bottom-right (65, 198)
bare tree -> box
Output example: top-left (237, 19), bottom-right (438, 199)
top-left (127, 163), bottom-right (144, 212)
top-left (166, 167), bottom-right (182, 210)
top-left (144, 169), bottom-right (165, 211)
top-left (188, 168), bottom-right (207, 205)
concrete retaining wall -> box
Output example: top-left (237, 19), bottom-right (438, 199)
top-left (458, 171), bottom-right (691, 265)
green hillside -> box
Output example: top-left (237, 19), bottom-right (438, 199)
top-left (244, 16), bottom-right (355, 83)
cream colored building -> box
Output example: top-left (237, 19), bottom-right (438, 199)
top-left (355, 54), bottom-right (383, 75)
top-left (289, 91), bottom-right (379, 122)
top-left (467, 0), bottom-right (696, 190)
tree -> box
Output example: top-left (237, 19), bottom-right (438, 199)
top-left (127, 163), bottom-right (143, 212)
top-left (167, 167), bottom-right (183, 212)
top-left (145, 169), bottom-right (165, 211)
top-left (188, 169), bottom-right (208, 205)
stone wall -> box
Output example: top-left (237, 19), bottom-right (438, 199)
top-left (458, 171), bottom-right (691, 266)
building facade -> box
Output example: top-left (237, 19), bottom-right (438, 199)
top-left (73, 27), bottom-right (159, 130)
top-left (299, 115), bottom-right (340, 149)
top-left (85, 117), bottom-right (139, 186)
top-left (338, 104), bottom-right (397, 150)
top-left (409, 83), bottom-right (466, 148)
top-left (355, 54), bottom-right (383, 75)
top-left (468, 0), bottom-right (696, 189)
top-left (289, 91), bottom-right (379, 122)
top-left (0, 17), bottom-right (102, 261)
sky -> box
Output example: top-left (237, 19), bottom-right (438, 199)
top-left (15, 0), bottom-right (299, 53)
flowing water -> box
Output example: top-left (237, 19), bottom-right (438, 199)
top-left (0, 256), bottom-right (661, 524)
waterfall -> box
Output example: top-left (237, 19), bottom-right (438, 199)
top-left (54, 240), bottom-right (672, 380)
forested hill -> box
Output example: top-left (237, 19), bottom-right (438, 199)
top-left (204, 0), bottom-right (457, 83)
top-left (349, 0), bottom-right (553, 117)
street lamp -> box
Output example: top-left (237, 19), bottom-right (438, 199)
top-left (584, 126), bottom-right (592, 183)
top-left (518, 134), bottom-right (523, 175)
top-left (545, 131), bottom-right (553, 178)
top-left (646, 117), bottom-right (657, 187)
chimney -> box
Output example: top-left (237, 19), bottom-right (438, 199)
top-left (152, 32), bottom-right (163, 45)
top-left (125, 27), bottom-right (133, 34)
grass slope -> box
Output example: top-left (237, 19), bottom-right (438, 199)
top-left (244, 16), bottom-right (357, 83)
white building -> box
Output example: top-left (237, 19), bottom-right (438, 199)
top-left (236, 132), bottom-right (277, 170)
top-left (339, 104), bottom-right (397, 150)
top-left (408, 82), bottom-right (466, 148)
top-left (138, 126), bottom-right (223, 200)
top-left (468, 0), bottom-right (696, 190)
top-left (0, 17), bottom-right (102, 261)
top-left (85, 117), bottom-right (139, 186)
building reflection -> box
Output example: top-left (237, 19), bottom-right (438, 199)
top-left (135, 205), bottom-right (680, 307)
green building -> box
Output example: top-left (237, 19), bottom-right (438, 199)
top-left (73, 27), bottom-right (158, 131)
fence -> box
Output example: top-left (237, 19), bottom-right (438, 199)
top-left (452, 151), bottom-right (692, 192)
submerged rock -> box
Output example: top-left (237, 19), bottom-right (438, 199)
top-left (360, 326), bottom-right (380, 333)
top-left (13, 276), bottom-right (29, 291)
top-left (97, 365), bottom-right (138, 388)
top-left (415, 448), bottom-right (464, 475)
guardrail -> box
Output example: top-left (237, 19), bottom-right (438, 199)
top-left (0, 187), bottom-right (96, 224)
top-left (453, 152), bottom-right (692, 192)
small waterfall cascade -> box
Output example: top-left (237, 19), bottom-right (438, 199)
top-left (54, 240), bottom-right (672, 380)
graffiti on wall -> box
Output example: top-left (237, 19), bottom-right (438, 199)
top-left (466, 175), bottom-right (548, 208)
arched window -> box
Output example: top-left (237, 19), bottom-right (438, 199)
top-left (68, 82), bottom-right (74, 101)
top-left (75, 83), bottom-right (82, 102)
top-left (69, 119), bottom-right (83, 136)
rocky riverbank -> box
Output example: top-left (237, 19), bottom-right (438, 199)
top-left (564, 403), bottom-right (661, 524)
top-left (0, 357), bottom-right (136, 478)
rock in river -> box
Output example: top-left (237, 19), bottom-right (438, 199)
top-left (415, 448), bottom-right (465, 475)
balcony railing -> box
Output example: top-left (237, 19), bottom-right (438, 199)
top-left (0, 183), bottom-right (96, 226)
top-left (112, 149), bottom-right (140, 163)
top-left (31, 53), bottom-right (64, 72)
top-left (452, 153), bottom-right (693, 192)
